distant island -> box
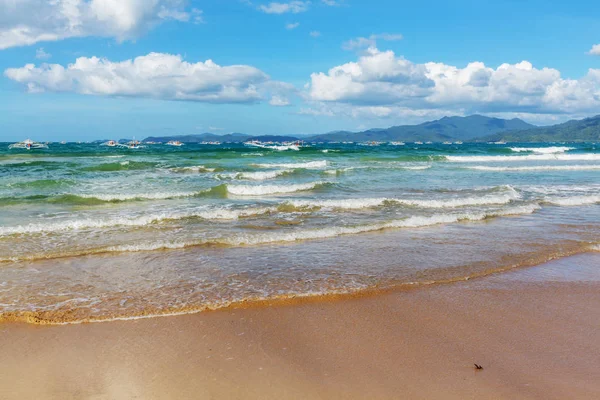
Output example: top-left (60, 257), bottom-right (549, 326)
top-left (144, 114), bottom-right (600, 143)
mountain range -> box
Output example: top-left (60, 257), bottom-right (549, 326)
top-left (144, 114), bottom-right (600, 143)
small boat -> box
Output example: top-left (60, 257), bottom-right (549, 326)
top-left (389, 141), bottom-right (405, 146)
top-left (8, 139), bottom-right (48, 150)
top-left (443, 141), bottom-right (452, 145)
top-left (414, 141), bottom-right (423, 145)
top-left (166, 140), bottom-right (184, 146)
top-left (117, 140), bottom-right (144, 149)
top-left (101, 140), bottom-right (118, 147)
top-left (454, 141), bottom-right (463, 145)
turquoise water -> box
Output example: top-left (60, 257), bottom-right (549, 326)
top-left (1, 141), bottom-right (599, 323)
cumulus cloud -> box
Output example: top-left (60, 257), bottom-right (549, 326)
top-left (307, 47), bottom-right (600, 118)
top-left (4, 52), bottom-right (293, 104)
top-left (342, 33), bottom-right (403, 50)
top-left (589, 44), bottom-right (600, 56)
top-left (259, 1), bottom-right (310, 14)
top-left (0, 0), bottom-right (197, 50)
top-left (286, 22), bottom-right (300, 30)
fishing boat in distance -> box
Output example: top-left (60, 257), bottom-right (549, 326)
top-left (117, 140), bottom-right (144, 149)
top-left (101, 140), bottom-right (118, 147)
top-left (389, 141), bottom-right (405, 146)
top-left (166, 140), bottom-right (184, 146)
top-left (8, 139), bottom-right (48, 150)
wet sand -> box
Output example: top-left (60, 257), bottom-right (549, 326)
top-left (1, 253), bottom-right (600, 399)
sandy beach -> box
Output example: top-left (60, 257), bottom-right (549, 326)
top-left (1, 252), bottom-right (599, 400)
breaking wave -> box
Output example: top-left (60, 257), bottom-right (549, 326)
top-left (253, 160), bottom-right (328, 169)
top-left (467, 165), bottom-right (600, 172)
top-left (226, 181), bottom-right (328, 196)
top-left (446, 154), bottom-right (600, 162)
top-left (509, 146), bottom-right (575, 154)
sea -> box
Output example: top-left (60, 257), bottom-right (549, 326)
top-left (1, 141), bottom-right (599, 324)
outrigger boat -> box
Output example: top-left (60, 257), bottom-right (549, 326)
top-left (8, 139), bottom-right (48, 150)
top-left (166, 140), bottom-right (184, 146)
top-left (101, 140), bottom-right (118, 147)
top-left (117, 140), bottom-right (144, 149)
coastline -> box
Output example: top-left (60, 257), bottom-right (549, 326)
top-left (2, 252), bottom-right (600, 399)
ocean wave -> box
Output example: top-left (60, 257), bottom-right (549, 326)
top-left (0, 206), bottom-right (274, 236)
top-left (446, 154), bottom-right (600, 162)
top-left (226, 181), bottom-right (327, 196)
top-left (216, 170), bottom-right (291, 181)
top-left (214, 204), bottom-right (541, 246)
top-left (510, 146), bottom-right (575, 154)
top-left (78, 204), bottom-right (544, 253)
top-left (281, 188), bottom-right (520, 210)
top-left (467, 165), bottom-right (600, 172)
top-left (81, 161), bottom-right (158, 172)
top-left (0, 203), bottom-right (542, 261)
top-left (6, 178), bottom-right (75, 190)
top-left (253, 160), bottom-right (328, 169)
top-left (543, 195), bottom-right (600, 206)
top-left (169, 165), bottom-right (216, 173)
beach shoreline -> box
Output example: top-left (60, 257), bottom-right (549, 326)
top-left (1, 252), bottom-right (599, 399)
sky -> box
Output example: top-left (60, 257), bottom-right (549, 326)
top-left (0, 0), bottom-right (599, 141)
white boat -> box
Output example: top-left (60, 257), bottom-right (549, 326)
top-left (101, 140), bottom-right (118, 147)
top-left (166, 140), bottom-right (184, 146)
top-left (117, 140), bottom-right (144, 149)
top-left (8, 139), bottom-right (48, 150)
top-left (454, 141), bottom-right (463, 145)
top-left (389, 141), bottom-right (405, 146)
top-left (414, 141), bottom-right (424, 145)
top-left (443, 141), bottom-right (452, 145)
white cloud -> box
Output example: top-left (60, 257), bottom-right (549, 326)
top-left (321, 0), bottom-right (342, 5)
top-left (259, 1), bottom-right (310, 14)
top-left (0, 0), bottom-right (197, 50)
top-left (589, 44), bottom-right (600, 56)
top-left (310, 31), bottom-right (321, 37)
top-left (342, 33), bottom-right (403, 50)
top-left (35, 47), bottom-right (51, 60)
top-left (4, 52), bottom-right (284, 104)
top-left (269, 95), bottom-right (291, 106)
top-left (307, 47), bottom-right (600, 118)
top-left (286, 22), bottom-right (300, 30)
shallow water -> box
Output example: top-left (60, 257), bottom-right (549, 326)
top-left (0, 141), bottom-right (599, 323)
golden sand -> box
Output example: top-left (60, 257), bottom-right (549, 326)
top-left (1, 253), bottom-right (599, 399)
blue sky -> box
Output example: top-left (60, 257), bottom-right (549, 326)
top-left (1, 0), bottom-right (599, 141)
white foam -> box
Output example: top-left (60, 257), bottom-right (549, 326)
top-left (0, 207), bottom-right (274, 236)
top-left (254, 160), bottom-right (328, 169)
top-left (236, 170), bottom-right (290, 180)
top-left (284, 188), bottom-right (520, 210)
top-left (77, 191), bottom-right (200, 201)
top-left (170, 165), bottom-right (215, 173)
top-left (544, 195), bottom-right (600, 206)
top-left (224, 204), bottom-right (541, 246)
top-left (226, 181), bottom-right (325, 196)
top-left (510, 146), bottom-right (575, 154)
top-left (401, 165), bottom-right (431, 170)
top-left (446, 154), bottom-right (600, 162)
top-left (468, 165), bottom-right (600, 172)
